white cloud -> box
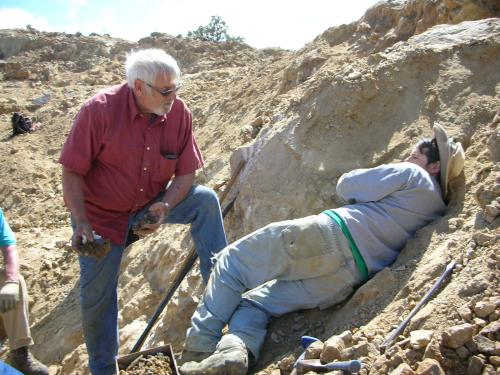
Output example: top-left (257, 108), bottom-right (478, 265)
top-left (125, 0), bottom-right (380, 49)
top-left (0, 0), bottom-right (381, 50)
top-left (0, 8), bottom-right (53, 31)
top-left (66, 0), bottom-right (88, 21)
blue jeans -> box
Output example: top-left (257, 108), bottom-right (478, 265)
top-left (184, 214), bottom-right (362, 359)
top-left (78, 185), bottom-right (227, 375)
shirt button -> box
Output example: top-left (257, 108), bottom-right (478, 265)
top-left (140, 188), bottom-right (144, 192)
top-left (146, 147), bottom-right (150, 150)
top-left (143, 167), bottom-right (148, 171)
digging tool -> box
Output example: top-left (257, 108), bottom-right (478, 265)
top-left (290, 336), bottom-right (320, 375)
top-left (291, 336), bottom-right (362, 374)
top-left (129, 160), bottom-right (246, 354)
top-left (296, 358), bottom-right (362, 373)
top-left (380, 260), bottom-right (456, 350)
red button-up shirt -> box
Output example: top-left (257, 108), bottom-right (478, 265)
top-left (60, 83), bottom-right (203, 244)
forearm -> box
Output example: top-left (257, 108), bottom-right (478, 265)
top-left (336, 164), bottom-right (406, 202)
top-left (162, 173), bottom-right (195, 209)
top-left (1, 245), bottom-right (19, 282)
top-left (62, 167), bottom-right (88, 223)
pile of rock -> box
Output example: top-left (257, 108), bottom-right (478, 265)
top-left (377, 297), bottom-right (500, 374)
top-left (119, 353), bottom-right (174, 375)
top-left (274, 297), bottom-right (499, 374)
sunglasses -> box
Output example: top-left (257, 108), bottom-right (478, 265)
top-left (145, 81), bottom-right (182, 97)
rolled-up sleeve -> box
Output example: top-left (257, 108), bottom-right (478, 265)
top-left (59, 104), bottom-right (104, 176)
top-left (0, 209), bottom-right (16, 247)
top-left (175, 108), bottom-right (204, 176)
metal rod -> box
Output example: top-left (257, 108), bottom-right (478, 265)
top-left (130, 160), bottom-right (246, 353)
top-left (380, 260), bottom-right (455, 350)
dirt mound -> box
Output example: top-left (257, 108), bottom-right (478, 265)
top-left (0, 0), bottom-right (498, 374)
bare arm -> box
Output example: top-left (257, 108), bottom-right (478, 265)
top-left (62, 166), bottom-right (94, 245)
top-left (0, 244), bottom-right (20, 312)
top-left (1, 245), bottom-right (19, 282)
top-left (162, 173), bottom-right (195, 209)
top-left (142, 173), bottom-right (195, 233)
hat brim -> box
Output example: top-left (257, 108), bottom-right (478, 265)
top-left (433, 123), bottom-right (465, 201)
top-left (433, 123), bottom-right (450, 197)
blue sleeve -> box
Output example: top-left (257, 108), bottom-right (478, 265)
top-left (0, 209), bottom-right (16, 247)
top-left (336, 164), bottom-right (412, 203)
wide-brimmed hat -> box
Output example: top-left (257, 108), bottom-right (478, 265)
top-left (433, 123), bottom-right (465, 201)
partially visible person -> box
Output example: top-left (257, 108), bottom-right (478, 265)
top-left (0, 208), bottom-right (49, 375)
top-left (60, 48), bottom-right (227, 374)
top-left (178, 124), bottom-right (465, 375)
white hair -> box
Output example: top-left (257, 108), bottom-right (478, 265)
top-left (125, 49), bottom-right (181, 89)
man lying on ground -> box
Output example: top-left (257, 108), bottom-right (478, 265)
top-left (178, 124), bottom-right (465, 375)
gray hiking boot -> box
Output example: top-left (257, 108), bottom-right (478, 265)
top-left (176, 349), bottom-right (212, 366)
top-left (9, 346), bottom-right (49, 375)
top-left (180, 334), bottom-right (248, 375)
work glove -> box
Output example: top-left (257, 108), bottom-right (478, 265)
top-left (0, 281), bottom-right (20, 313)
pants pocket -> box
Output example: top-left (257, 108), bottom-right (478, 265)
top-left (280, 216), bottom-right (331, 260)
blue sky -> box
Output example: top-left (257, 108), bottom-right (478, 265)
top-left (0, 0), bottom-right (380, 50)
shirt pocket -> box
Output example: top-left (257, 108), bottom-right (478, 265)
top-left (154, 157), bottom-right (177, 182)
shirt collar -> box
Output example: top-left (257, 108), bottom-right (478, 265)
top-left (126, 84), bottom-right (141, 122)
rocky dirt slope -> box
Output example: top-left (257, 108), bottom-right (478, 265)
top-left (0, 0), bottom-right (498, 374)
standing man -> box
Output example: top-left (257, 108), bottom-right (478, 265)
top-left (60, 49), bottom-right (227, 374)
top-left (179, 124), bottom-right (465, 375)
top-left (0, 208), bottom-right (49, 375)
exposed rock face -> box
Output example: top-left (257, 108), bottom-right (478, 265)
top-left (0, 0), bottom-right (499, 374)
top-left (313, 0), bottom-right (500, 53)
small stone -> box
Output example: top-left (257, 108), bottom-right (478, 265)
top-left (277, 355), bottom-right (295, 372)
top-left (472, 232), bottom-right (495, 246)
top-left (371, 356), bottom-right (392, 373)
top-left (423, 336), bottom-right (443, 362)
top-left (415, 358), bottom-right (444, 375)
top-left (473, 318), bottom-right (488, 328)
top-left (341, 341), bottom-right (369, 360)
top-left (250, 117), bottom-right (264, 127)
top-left (491, 297), bottom-right (500, 307)
top-left (467, 355), bottom-right (485, 375)
top-left (458, 306), bottom-right (473, 321)
top-left (489, 311), bottom-right (499, 322)
top-left (390, 363), bottom-right (416, 375)
top-left (442, 323), bottom-right (475, 349)
top-left (304, 340), bottom-right (324, 360)
top-left (465, 340), bottom-right (479, 354)
top-left (321, 336), bottom-right (345, 362)
top-left (480, 321), bottom-right (500, 340)
top-left (339, 330), bottom-right (353, 346)
top-left (481, 364), bottom-right (496, 375)
top-left (473, 335), bottom-right (500, 355)
top-left (347, 71), bottom-right (362, 80)
top-left (455, 346), bottom-right (470, 359)
top-left (410, 330), bottom-right (434, 349)
top-left (474, 302), bottom-right (497, 318)
top-left (489, 356), bottom-right (500, 366)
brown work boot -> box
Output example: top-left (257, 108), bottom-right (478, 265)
top-left (9, 346), bottom-right (49, 375)
top-left (180, 334), bottom-right (248, 375)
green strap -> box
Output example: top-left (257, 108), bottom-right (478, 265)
top-left (323, 210), bottom-right (369, 282)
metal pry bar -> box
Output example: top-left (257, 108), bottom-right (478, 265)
top-left (380, 260), bottom-right (456, 350)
